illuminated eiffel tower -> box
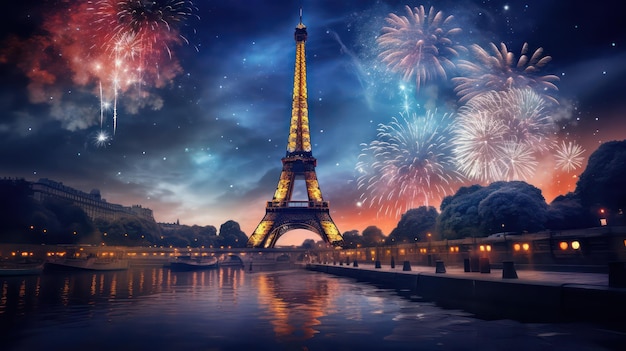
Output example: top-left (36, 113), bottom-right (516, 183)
top-left (247, 12), bottom-right (344, 249)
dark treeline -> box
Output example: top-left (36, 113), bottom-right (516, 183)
top-left (1, 140), bottom-right (625, 249)
top-left (337, 140), bottom-right (626, 249)
top-left (0, 180), bottom-right (248, 248)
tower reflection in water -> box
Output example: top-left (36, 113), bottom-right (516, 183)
top-left (256, 271), bottom-right (331, 341)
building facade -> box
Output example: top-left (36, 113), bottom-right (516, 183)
top-left (31, 178), bottom-right (154, 222)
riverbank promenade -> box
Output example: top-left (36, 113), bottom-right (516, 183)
top-left (306, 261), bottom-right (626, 330)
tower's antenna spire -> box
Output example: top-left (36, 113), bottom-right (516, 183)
top-left (299, 7), bottom-right (303, 24)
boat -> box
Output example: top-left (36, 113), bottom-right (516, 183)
top-left (46, 253), bottom-right (129, 271)
top-left (169, 256), bottom-right (219, 271)
top-left (0, 259), bottom-right (45, 276)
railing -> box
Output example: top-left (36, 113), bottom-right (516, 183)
top-left (266, 201), bottom-right (329, 209)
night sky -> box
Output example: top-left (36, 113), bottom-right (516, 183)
top-left (1, 1), bottom-right (624, 245)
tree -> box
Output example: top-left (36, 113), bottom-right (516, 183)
top-left (575, 140), bottom-right (626, 225)
top-left (301, 239), bottom-right (316, 249)
top-left (341, 230), bottom-right (364, 249)
top-left (191, 225), bottom-right (218, 247)
top-left (437, 181), bottom-right (549, 239)
top-left (0, 179), bottom-right (44, 243)
top-left (218, 220), bottom-right (248, 248)
top-left (388, 206), bottom-right (438, 243)
top-left (546, 193), bottom-right (596, 230)
top-left (477, 185), bottom-right (548, 234)
top-left (437, 184), bottom-right (486, 239)
top-left (41, 197), bottom-right (96, 244)
top-left (362, 226), bottom-right (386, 246)
top-left (95, 215), bottom-right (162, 246)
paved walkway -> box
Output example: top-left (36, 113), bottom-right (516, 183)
top-left (324, 262), bottom-right (611, 287)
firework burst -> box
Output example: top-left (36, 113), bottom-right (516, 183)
top-left (453, 42), bottom-right (560, 104)
top-left (1, 0), bottom-right (197, 136)
top-left (452, 88), bottom-right (556, 183)
top-left (87, 0), bottom-right (198, 121)
top-left (94, 130), bottom-right (111, 148)
top-left (554, 141), bottom-right (585, 173)
top-left (498, 88), bottom-right (554, 153)
top-left (500, 142), bottom-right (538, 180)
top-left (90, 0), bottom-right (198, 61)
top-left (357, 110), bottom-right (463, 217)
top-left (377, 5), bottom-right (465, 91)
top-left (452, 109), bottom-right (507, 182)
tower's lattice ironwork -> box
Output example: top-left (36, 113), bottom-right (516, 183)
top-left (247, 13), bottom-right (344, 249)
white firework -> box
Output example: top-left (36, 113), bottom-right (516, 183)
top-left (94, 130), bottom-right (110, 148)
top-left (452, 88), bottom-right (556, 183)
top-left (453, 42), bottom-right (560, 104)
top-left (357, 110), bottom-right (463, 217)
top-left (377, 5), bottom-right (465, 90)
top-left (554, 141), bottom-right (585, 172)
top-left (452, 110), bottom-right (507, 182)
top-left (500, 142), bottom-right (538, 180)
top-left (500, 88), bottom-right (554, 153)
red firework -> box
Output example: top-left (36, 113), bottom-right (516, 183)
top-left (1, 0), bottom-right (197, 132)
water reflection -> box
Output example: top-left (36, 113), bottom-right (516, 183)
top-left (2, 267), bottom-right (334, 344)
top-left (256, 271), bottom-right (328, 341)
top-left (1, 267), bottom-right (623, 350)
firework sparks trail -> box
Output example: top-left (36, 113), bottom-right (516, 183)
top-left (99, 81), bottom-right (104, 128)
top-left (554, 141), bottom-right (585, 173)
top-left (452, 88), bottom-right (557, 183)
top-left (377, 5), bottom-right (465, 91)
top-left (357, 110), bottom-right (464, 217)
top-left (452, 42), bottom-right (560, 104)
top-left (500, 141), bottom-right (538, 181)
top-left (1, 0), bottom-right (198, 135)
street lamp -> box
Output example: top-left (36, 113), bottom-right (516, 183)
top-left (599, 208), bottom-right (607, 226)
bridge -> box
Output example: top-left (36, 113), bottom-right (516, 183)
top-left (3, 226), bottom-right (624, 272)
top-left (0, 244), bottom-right (312, 267)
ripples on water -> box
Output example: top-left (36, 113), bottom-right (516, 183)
top-left (1, 267), bottom-right (623, 351)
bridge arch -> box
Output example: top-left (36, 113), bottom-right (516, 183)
top-left (266, 223), bottom-right (327, 248)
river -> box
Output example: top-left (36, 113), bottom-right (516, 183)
top-left (1, 266), bottom-right (623, 350)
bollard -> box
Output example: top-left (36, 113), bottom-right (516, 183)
top-left (435, 260), bottom-right (446, 273)
top-left (339, 261), bottom-right (343, 266)
top-left (471, 257), bottom-right (480, 272)
top-left (333, 261), bottom-right (336, 265)
top-left (346, 256), bottom-right (350, 265)
top-left (391, 257), bottom-right (396, 269)
top-left (402, 260), bottom-right (411, 271)
top-left (353, 260), bottom-right (359, 267)
top-left (479, 257), bottom-right (490, 273)
top-left (375, 260), bottom-right (381, 269)
top-left (502, 261), bottom-right (518, 279)
top-left (609, 262), bottom-right (626, 288)
top-left (463, 258), bottom-right (471, 272)
top-left (249, 261), bottom-right (253, 272)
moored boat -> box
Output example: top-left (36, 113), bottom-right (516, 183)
top-left (169, 256), bottom-right (219, 271)
top-left (46, 257), bottom-right (129, 271)
top-left (0, 259), bottom-right (45, 276)
top-left (46, 251), bottom-right (129, 271)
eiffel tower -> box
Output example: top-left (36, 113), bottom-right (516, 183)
top-left (246, 12), bottom-right (344, 249)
